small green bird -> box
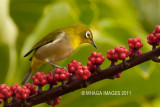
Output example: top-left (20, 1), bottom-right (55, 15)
top-left (22, 24), bottom-right (97, 84)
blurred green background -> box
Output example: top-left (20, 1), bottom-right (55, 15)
top-left (0, 0), bottom-right (160, 107)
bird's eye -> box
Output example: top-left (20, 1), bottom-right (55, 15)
top-left (85, 31), bottom-right (91, 38)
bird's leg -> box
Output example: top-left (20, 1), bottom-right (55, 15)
top-left (45, 60), bottom-right (67, 73)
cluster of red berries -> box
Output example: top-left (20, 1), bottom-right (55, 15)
top-left (0, 84), bottom-right (12, 99)
top-left (52, 68), bottom-right (69, 82)
top-left (87, 61), bottom-right (96, 72)
top-left (46, 72), bottom-right (58, 85)
top-left (128, 49), bottom-right (143, 58)
top-left (128, 37), bottom-right (143, 58)
top-left (75, 66), bottom-right (91, 80)
top-left (14, 86), bottom-right (30, 100)
top-left (68, 60), bottom-right (91, 80)
top-left (10, 83), bottom-right (19, 94)
top-left (87, 52), bottom-right (105, 72)
top-left (26, 83), bottom-right (37, 95)
top-left (88, 52), bottom-right (105, 65)
top-left (147, 25), bottom-right (160, 46)
top-left (52, 96), bottom-right (61, 107)
top-left (128, 37), bottom-right (143, 49)
top-left (32, 72), bottom-right (48, 86)
top-left (107, 46), bottom-right (129, 61)
top-left (68, 60), bottom-right (82, 73)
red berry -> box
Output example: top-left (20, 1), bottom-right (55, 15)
top-left (34, 79), bottom-right (40, 85)
top-left (22, 94), bottom-right (27, 99)
top-left (0, 99), bottom-right (2, 104)
top-left (35, 72), bottom-right (41, 77)
top-left (76, 74), bottom-right (81, 80)
top-left (97, 53), bottom-right (102, 57)
top-left (77, 69), bottom-right (84, 75)
top-left (60, 74), bottom-right (66, 80)
top-left (0, 93), bottom-right (5, 99)
top-left (107, 54), bottom-right (112, 60)
top-left (32, 76), bottom-right (36, 80)
top-left (69, 66), bottom-right (75, 73)
top-left (82, 66), bottom-right (88, 70)
top-left (71, 60), bottom-right (77, 63)
top-left (84, 70), bottom-right (90, 77)
top-left (132, 38), bottom-right (137, 44)
top-left (41, 79), bottom-right (48, 86)
top-left (95, 57), bottom-right (102, 65)
top-left (82, 75), bottom-right (87, 80)
top-left (120, 53), bottom-right (126, 59)
top-left (90, 57), bottom-right (96, 64)
top-left (155, 25), bottom-right (160, 33)
top-left (38, 75), bottom-right (43, 81)
top-left (136, 37), bottom-right (141, 42)
top-left (2, 89), bottom-right (8, 95)
top-left (68, 63), bottom-right (73, 67)
top-left (88, 56), bottom-right (92, 60)
top-left (110, 49), bottom-right (115, 54)
top-left (116, 72), bottom-right (122, 78)
top-left (55, 68), bottom-right (61, 73)
top-left (91, 52), bottom-right (97, 57)
top-left (128, 38), bottom-right (132, 43)
top-left (135, 42), bottom-right (141, 48)
top-left (129, 43), bottom-right (134, 49)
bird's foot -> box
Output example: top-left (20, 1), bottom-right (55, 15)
top-left (46, 60), bottom-right (68, 75)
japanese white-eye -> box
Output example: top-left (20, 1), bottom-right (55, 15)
top-left (22, 24), bottom-right (97, 84)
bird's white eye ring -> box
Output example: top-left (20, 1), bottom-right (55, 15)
top-left (85, 31), bottom-right (91, 38)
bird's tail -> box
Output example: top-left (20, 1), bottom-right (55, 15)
top-left (21, 57), bottom-right (42, 85)
top-left (21, 67), bottom-right (32, 85)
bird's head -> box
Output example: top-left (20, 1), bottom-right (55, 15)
top-left (75, 24), bottom-right (97, 49)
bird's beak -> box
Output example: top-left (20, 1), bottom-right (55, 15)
top-left (90, 39), bottom-right (97, 49)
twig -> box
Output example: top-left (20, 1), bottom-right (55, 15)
top-left (7, 47), bottom-right (160, 107)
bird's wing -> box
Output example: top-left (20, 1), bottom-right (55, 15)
top-left (24, 30), bottom-right (62, 57)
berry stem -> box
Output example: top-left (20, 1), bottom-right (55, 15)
top-left (110, 60), bottom-right (115, 66)
top-left (38, 86), bottom-right (43, 95)
top-left (131, 48), bottom-right (138, 58)
top-left (151, 56), bottom-right (160, 62)
top-left (11, 95), bottom-right (16, 103)
top-left (152, 44), bottom-right (156, 50)
top-left (122, 59), bottom-right (129, 67)
top-left (82, 80), bottom-right (89, 88)
top-left (70, 73), bottom-right (76, 82)
top-left (49, 83), bottom-right (53, 90)
top-left (61, 80), bottom-right (68, 89)
top-left (3, 99), bottom-right (9, 107)
top-left (96, 65), bottom-right (101, 73)
top-left (22, 99), bottom-right (30, 107)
